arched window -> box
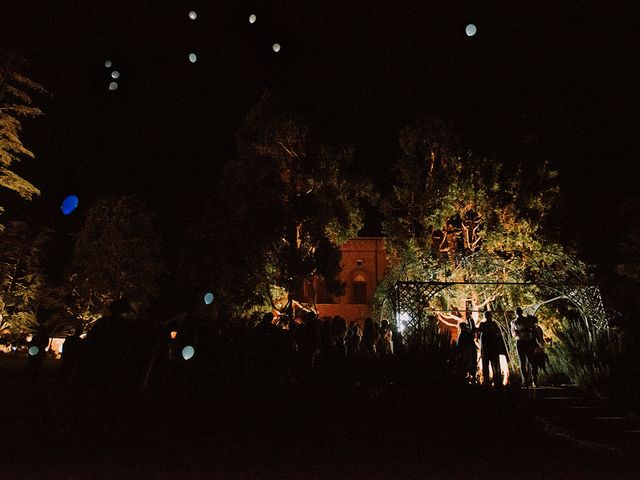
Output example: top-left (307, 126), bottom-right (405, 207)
top-left (351, 272), bottom-right (367, 304)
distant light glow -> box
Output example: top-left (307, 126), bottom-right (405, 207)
top-left (111, 70), bottom-right (120, 79)
top-left (272, 43), bottom-right (281, 53)
top-left (61, 195), bottom-right (79, 215)
top-left (28, 346), bottom-right (39, 356)
top-left (249, 14), bottom-right (257, 24)
top-left (104, 60), bottom-right (112, 68)
top-left (189, 53), bottom-right (197, 63)
top-left (397, 312), bottom-right (411, 333)
top-left (182, 345), bottom-right (195, 360)
top-left (189, 11), bottom-right (197, 20)
top-left (109, 82), bottom-right (118, 91)
top-left (204, 292), bottom-right (214, 305)
top-left (170, 331), bottom-right (177, 340)
top-left (465, 24), bottom-right (477, 37)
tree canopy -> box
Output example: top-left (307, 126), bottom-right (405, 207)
top-left (0, 53), bottom-right (47, 205)
top-left (67, 196), bottom-right (164, 324)
top-left (378, 116), bottom-right (588, 330)
top-left (215, 92), bottom-right (369, 315)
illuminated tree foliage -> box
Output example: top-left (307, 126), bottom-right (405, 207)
top-left (68, 196), bottom-right (164, 324)
top-left (0, 53), bottom-right (47, 206)
top-left (0, 221), bottom-right (52, 334)
top-left (218, 92), bottom-right (368, 314)
top-left (378, 116), bottom-right (587, 328)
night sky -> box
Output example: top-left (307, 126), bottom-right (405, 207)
top-left (2, 1), bottom-right (638, 269)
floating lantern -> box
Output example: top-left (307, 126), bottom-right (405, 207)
top-left (28, 346), bottom-right (39, 356)
top-left (111, 70), bottom-right (120, 79)
top-left (272, 43), bottom-right (281, 53)
top-left (204, 292), bottom-right (214, 305)
top-left (465, 24), bottom-right (477, 37)
top-left (182, 345), bottom-right (195, 360)
top-left (189, 11), bottom-right (197, 20)
top-left (109, 82), bottom-right (118, 91)
top-left (249, 14), bottom-right (257, 24)
top-left (61, 195), bottom-right (79, 215)
top-left (104, 60), bottom-right (112, 68)
top-left (189, 53), bottom-right (197, 63)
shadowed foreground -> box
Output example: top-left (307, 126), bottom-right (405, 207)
top-left (1, 357), bottom-right (638, 480)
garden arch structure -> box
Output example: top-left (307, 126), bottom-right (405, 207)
top-left (393, 280), bottom-right (608, 344)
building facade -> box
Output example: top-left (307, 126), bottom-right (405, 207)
top-left (301, 237), bottom-right (388, 324)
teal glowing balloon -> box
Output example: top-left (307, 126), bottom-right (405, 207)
top-left (61, 195), bottom-right (79, 215)
top-left (465, 24), bottom-right (477, 37)
top-left (204, 292), bottom-right (214, 305)
top-left (28, 346), bottom-right (39, 356)
top-left (182, 345), bottom-right (195, 360)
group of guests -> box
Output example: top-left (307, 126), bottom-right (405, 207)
top-left (456, 307), bottom-right (546, 387)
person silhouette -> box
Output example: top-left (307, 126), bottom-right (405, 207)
top-left (511, 307), bottom-right (538, 387)
top-left (477, 311), bottom-right (508, 386)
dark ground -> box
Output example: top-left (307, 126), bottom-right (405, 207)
top-left (1, 355), bottom-right (638, 480)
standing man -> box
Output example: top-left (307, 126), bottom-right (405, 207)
top-left (478, 311), bottom-right (507, 386)
top-left (511, 307), bottom-right (538, 387)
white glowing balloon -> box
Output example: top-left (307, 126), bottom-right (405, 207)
top-left (108, 82), bottom-right (118, 91)
top-left (249, 14), bottom-right (257, 24)
top-left (272, 43), bottom-right (281, 53)
top-left (189, 11), bottom-right (197, 20)
top-left (182, 345), bottom-right (195, 360)
top-left (111, 70), bottom-right (120, 79)
top-left (104, 60), bottom-right (112, 68)
top-left (28, 346), bottom-right (39, 356)
top-left (465, 24), bottom-right (477, 37)
top-left (189, 53), bottom-right (197, 63)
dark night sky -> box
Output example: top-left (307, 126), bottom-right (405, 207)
top-left (2, 1), bottom-right (638, 267)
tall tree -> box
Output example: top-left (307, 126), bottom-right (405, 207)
top-left (217, 92), bottom-right (368, 314)
top-left (0, 53), bottom-right (47, 206)
top-left (68, 196), bottom-right (164, 324)
top-left (0, 221), bottom-right (52, 334)
top-left (378, 116), bottom-right (587, 331)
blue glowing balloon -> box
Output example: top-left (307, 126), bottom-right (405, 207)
top-left (465, 24), bottom-right (477, 37)
top-left (61, 195), bottom-right (79, 215)
top-left (28, 346), bottom-right (39, 356)
top-left (182, 345), bottom-right (195, 360)
top-left (204, 292), bottom-right (214, 305)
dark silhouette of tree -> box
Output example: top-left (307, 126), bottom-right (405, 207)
top-left (0, 221), bottom-right (52, 334)
top-left (67, 196), bottom-right (164, 325)
top-left (215, 92), bottom-right (369, 315)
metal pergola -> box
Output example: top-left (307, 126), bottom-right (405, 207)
top-left (394, 280), bottom-right (608, 344)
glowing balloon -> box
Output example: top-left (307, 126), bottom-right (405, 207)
top-left (204, 292), bottom-right (214, 305)
top-left (109, 82), bottom-right (118, 91)
top-left (182, 345), bottom-right (195, 360)
top-left (465, 24), bottom-right (477, 37)
top-left (272, 43), bottom-right (281, 53)
top-left (249, 14), bottom-right (257, 24)
top-left (28, 346), bottom-right (39, 356)
top-left (189, 11), bottom-right (197, 20)
top-left (111, 70), bottom-right (120, 79)
top-left (61, 195), bottom-right (79, 215)
top-left (104, 60), bottom-right (112, 68)
top-left (189, 53), bottom-right (197, 63)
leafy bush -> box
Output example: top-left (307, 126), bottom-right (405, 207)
top-left (547, 316), bottom-right (622, 400)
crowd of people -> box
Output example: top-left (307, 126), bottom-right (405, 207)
top-left (456, 307), bottom-right (547, 387)
top-left (9, 300), bottom-right (548, 389)
top-left (15, 300), bottom-right (409, 389)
